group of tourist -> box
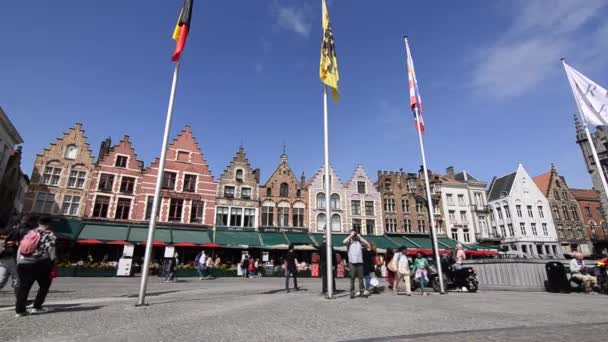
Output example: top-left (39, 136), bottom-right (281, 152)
top-left (0, 216), bottom-right (57, 317)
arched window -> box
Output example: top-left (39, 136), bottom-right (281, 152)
top-left (64, 144), bottom-right (78, 159)
top-left (317, 213), bottom-right (327, 231)
top-left (316, 193), bottom-right (326, 209)
top-left (330, 194), bottom-right (340, 210)
top-left (296, 189), bottom-right (301, 198)
top-left (235, 169), bottom-right (244, 181)
top-left (266, 187), bottom-right (272, 197)
top-left (384, 179), bottom-right (392, 191)
top-left (331, 214), bottom-right (341, 232)
top-left (280, 183), bottom-right (289, 197)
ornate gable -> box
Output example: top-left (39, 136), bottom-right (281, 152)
top-left (218, 147), bottom-right (257, 183)
top-left (97, 135), bottom-right (144, 171)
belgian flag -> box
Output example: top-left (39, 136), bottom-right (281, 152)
top-left (171, 0), bottom-right (193, 62)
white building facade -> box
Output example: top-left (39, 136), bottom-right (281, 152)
top-left (343, 165), bottom-right (383, 235)
top-left (307, 165), bottom-right (347, 233)
top-left (0, 106), bottom-right (24, 181)
top-left (487, 164), bottom-right (561, 257)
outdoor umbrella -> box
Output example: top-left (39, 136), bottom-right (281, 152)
top-left (200, 242), bottom-right (221, 248)
top-left (173, 242), bottom-right (198, 247)
top-left (77, 239), bottom-right (103, 245)
top-left (107, 240), bottom-right (130, 245)
top-left (140, 240), bottom-right (167, 247)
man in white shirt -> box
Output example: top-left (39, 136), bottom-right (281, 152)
top-left (343, 230), bottom-right (369, 298)
top-left (569, 252), bottom-right (596, 293)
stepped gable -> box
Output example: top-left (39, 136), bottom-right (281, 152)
top-left (219, 146), bottom-right (255, 181)
top-left (263, 152), bottom-right (299, 187)
top-left (97, 135), bottom-right (144, 170)
top-left (144, 125), bottom-right (214, 180)
top-left (306, 164), bottom-right (342, 187)
top-left (37, 122), bottom-right (94, 164)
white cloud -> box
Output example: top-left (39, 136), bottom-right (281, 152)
top-left (272, 1), bottom-right (312, 38)
top-left (472, 0), bottom-right (608, 99)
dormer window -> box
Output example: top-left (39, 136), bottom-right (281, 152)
top-left (236, 169), bottom-right (244, 181)
top-left (115, 155), bottom-right (128, 168)
top-left (64, 145), bottom-right (78, 160)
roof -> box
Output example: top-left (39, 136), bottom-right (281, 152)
top-left (532, 171), bottom-right (551, 196)
top-left (0, 106), bottom-right (24, 144)
top-left (454, 171), bottom-right (479, 182)
top-left (487, 172), bottom-right (517, 202)
top-left (570, 188), bottom-right (601, 201)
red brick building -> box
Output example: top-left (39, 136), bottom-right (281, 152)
top-left (134, 126), bottom-right (216, 227)
top-left (85, 136), bottom-right (144, 221)
top-left (570, 188), bottom-right (608, 255)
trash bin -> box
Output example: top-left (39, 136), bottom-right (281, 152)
top-left (545, 261), bottom-right (569, 293)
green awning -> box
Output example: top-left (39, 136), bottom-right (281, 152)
top-left (172, 229), bottom-right (211, 244)
top-left (78, 224), bottom-right (129, 241)
top-left (260, 232), bottom-right (289, 247)
top-left (214, 231), bottom-right (262, 248)
top-left (128, 227), bottom-right (172, 243)
top-left (50, 219), bottom-right (83, 240)
top-left (387, 236), bottom-right (420, 249)
top-left (364, 235), bottom-right (400, 250)
top-left (438, 238), bottom-right (459, 249)
top-left (405, 236), bottom-right (434, 249)
top-left (309, 233), bottom-right (348, 248)
top-left (285, 233), bottom-right (316, 245)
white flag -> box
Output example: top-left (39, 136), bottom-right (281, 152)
top-left (563, 61), bottom-right (608, 127)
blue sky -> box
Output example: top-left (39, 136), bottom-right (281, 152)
top-left (2, 0), bottom-right (608, 188)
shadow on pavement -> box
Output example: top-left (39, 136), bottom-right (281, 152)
top-left (45, 304), bottom-right (105, 314)
top-left (122, 290), bottom-right (182, 298)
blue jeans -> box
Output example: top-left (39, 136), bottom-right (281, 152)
top-left (365, 272), bottom-right (372, 290)
top-left (197, 266), bottom-right (208, 278)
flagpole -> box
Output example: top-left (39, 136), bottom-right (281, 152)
top-left (414, 107), bottom-right (445, 294)
top-left (323, 85), bottom-right (334, 299)
top-left (137, 60), bottom-right (181, 306)
top-left (562, 58), bottom-right (608, 201)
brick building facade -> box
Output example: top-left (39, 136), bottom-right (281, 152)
top-left (259, 152), bottom-right (308, 231)
top-left (570, 188), bottom-right (608, 255)
top-left (23, 123), bottom-right (95, 218)
top-left (215, 147), bottom-right (260, 229)
top-left (533, 165), bottom-right (590, 255)
top-left (134, 126), bottom-right (216, 227)
top-left (376, 169), bottom-right (443, 236)
top-left (85, 136), bottom-right (144, 222)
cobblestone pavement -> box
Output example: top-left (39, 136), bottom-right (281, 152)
top-left (1, 277), bottom-right (608, 341)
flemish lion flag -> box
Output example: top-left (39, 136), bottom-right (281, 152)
top-left (319, 0), bottom-right (339, 102)
top-left (171, 0), bottom-right (194, 62)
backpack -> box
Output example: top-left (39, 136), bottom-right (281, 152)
top-left (19, 229), bottom-right (41, 256)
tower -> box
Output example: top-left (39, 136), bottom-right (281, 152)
top-left (575, 115), bottom-right (608, 217)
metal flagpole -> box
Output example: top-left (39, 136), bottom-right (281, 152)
top-left (414, 107), bottom-right (445, 294)
top-left (323, 85), bottom-right (334, 299)
top-left (562, 59), bottom-right (608, 200)
top-left (137, 60), bottom-right (181, 306)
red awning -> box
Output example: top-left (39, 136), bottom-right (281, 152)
top-left (77, 239), bottom-right (103, 245)
top-left (140, 240), bottom-right (167, 247)
top-left (173, 242), bottom-right (198, 247)
top-left (106, 240), bottom-right (131, 245)
top-left (200, 242), bottom-right (221, 248)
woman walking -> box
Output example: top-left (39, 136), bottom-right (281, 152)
top-left (413, 251), bottom-right (430, 296)
top-left (385, 248), bottom-right (395, 290)
top-left (392, 246), bottom-right (412, 296)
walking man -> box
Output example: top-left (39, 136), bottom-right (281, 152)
top-left (343, 230), bottom-right (369, 298)
top-left (196, 250), bottom-right (208, 280)
top-left (15, 217), bottom-right (57, 317)
top-left (285, 244), bottom-right (299, 292)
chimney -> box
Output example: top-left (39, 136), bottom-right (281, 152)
top-left (446, 166), bottom-right (455, 178)
top-left (97, 137), bottom-right (112, 163)
top-left (252, 168), bottom-right (260, 183)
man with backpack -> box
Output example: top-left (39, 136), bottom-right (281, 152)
top-left (195, 250), bottom-right (208, 280)
top-left (15, 217), bottom-right (56, 317)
